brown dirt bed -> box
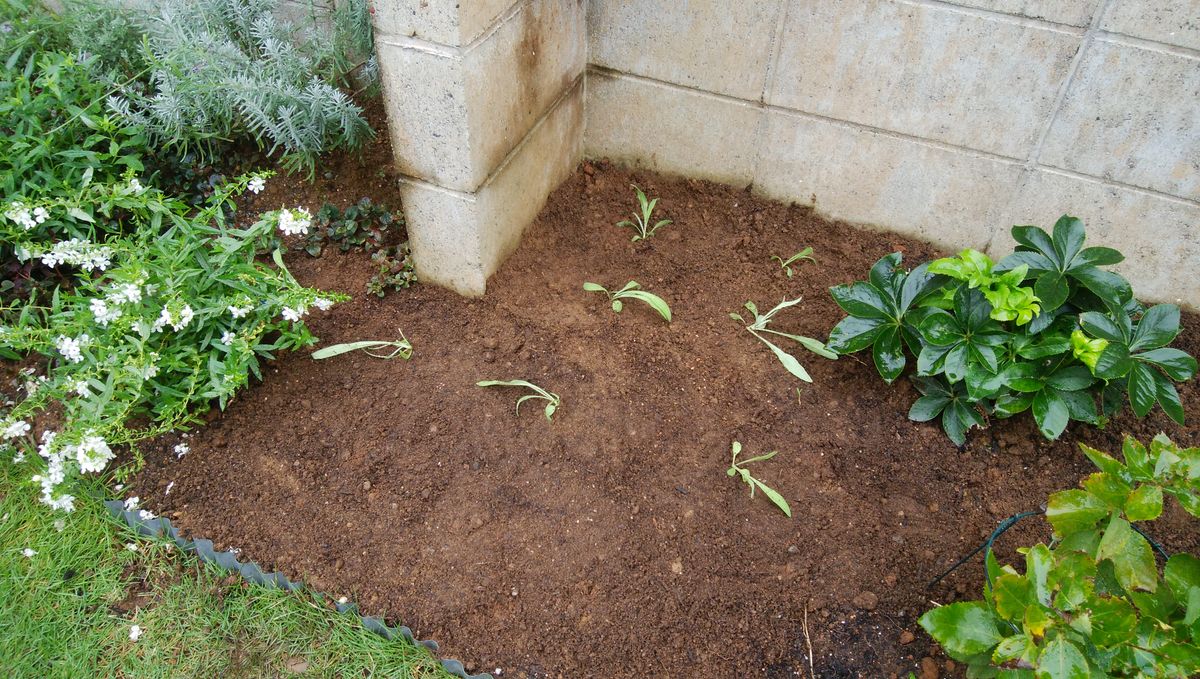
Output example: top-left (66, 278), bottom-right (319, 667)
top-left (133, 160), bottom-right (1200, 678)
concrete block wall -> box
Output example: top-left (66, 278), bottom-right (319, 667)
top-left (585, 0), bottom-right (1200, 307)
top-left (372, 0), bottom-right (585, 295)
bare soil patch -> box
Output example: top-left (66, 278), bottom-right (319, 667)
top-left (134, 160), bottom-right (1200, 678)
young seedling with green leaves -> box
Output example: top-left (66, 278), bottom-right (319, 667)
top-left (311, 331), bottom-right (412, 360)
top-left (583, 280), bottom-right (672, 323)
top-left (726, 441), bottom-right (791, 517)
top-left (476, 379), bottom-right (561, 421)
top-left (771, 247), bottom-right (815, 277)
top-left (731, 298), bottom-right (838, 382)
top-left (616, 184), bottom-right (672, 241)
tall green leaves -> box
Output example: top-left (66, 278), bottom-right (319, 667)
top-left (920, 435), bottom-right (1200, 677)
top-left (825, 217), bottom-right (1196, 444)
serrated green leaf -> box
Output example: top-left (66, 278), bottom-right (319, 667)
top-left (918, 602), bottom-right (1003, 659)
top-left (1036, 637), bottom-right (1089, 678)
top-left (1124, 485), bottom-right (1163, 522)
top-left (992, 573), bottom-right (1033, 620)
top-left (1046, 489), bottom-right (1109, 536)
top-left (1097, 516), bottom-right (1157, 593)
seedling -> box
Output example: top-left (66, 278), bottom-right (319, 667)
top-left (616, 184), bottom-right (671, 241)
top-left (582, 280), bottom-right (672, 323)
top-left (771, 247), bottom-right (815, 277)
top-left (730, 298), bottom-right (837, 382)
top-left (312, 331), bottom-right (412, 360)
top-left (726, 441), bottom-right (791, 517)
top-left (476, 379), bottom-right (560, 421)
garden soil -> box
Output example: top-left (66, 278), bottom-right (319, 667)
top-left (134, 155), bottom-right (1200, 678)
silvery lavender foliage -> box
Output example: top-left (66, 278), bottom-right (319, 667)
top-left (91, 0), bottom-right (378, 175)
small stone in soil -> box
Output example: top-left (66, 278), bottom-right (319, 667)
top-left (920, 656), bottom-right (939, 679)
top-left (853, 591), bottom-right (878, 610)
top-left (899, 630), bottom-right (915, 644)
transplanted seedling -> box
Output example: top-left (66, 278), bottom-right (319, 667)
top-left (616, 184), bottom-right (672, 241)
top-left (731, 298), bottom-right (837, 382)
top-left (476, 379), bottom-right (561, 421)
top-left (771, 247), bottom-right (815, 277)
top-left (583, 280), bottom-right (672, 323)
top-left (311, 331), bottom-right (412, 360)
top-left (726, 441), bottom-right (791, 517)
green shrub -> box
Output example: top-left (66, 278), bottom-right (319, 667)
top-left (0, 174), bottom-right (345, 512)
top-left (65, 0), bottom-right (377, 176)
top-left (920, 434), bottom-right (1200, 676)
top-left (826, 216), bottom-right (1197, 444)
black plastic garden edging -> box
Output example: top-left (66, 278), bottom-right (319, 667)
top-left (105, 500), bottom-right (492, 679)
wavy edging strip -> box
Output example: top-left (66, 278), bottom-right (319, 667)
top-left (104, 500), bottom-right (492, 679)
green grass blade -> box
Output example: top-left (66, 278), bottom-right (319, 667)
top-left (752, 478), bottom-right (792, 517)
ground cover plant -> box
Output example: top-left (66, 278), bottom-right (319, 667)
top-left (476, 379), bottom-right (561, 421)
top-left (920, 434), bottom-right (1200, 676)
top-left (582, 280), bottom-right (672, 322)
top-left (296, 197), bottom-right (417, 297)
top-left (827, 216), bottom-right (1197, 444)
top-left (731, 298), bottom-right (838, 382)
top-left (616, 184), bottom-right (671, 241)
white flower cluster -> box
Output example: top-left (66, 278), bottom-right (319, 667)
top-left (4, 202), bottom-right (49, 230)
top-left (127, 177), bottom-right (144, 194)
top-left (2, 419), bottom-right (31, 440)
top-left (220, 331), bottom-right (236, 345)
top-left (32, 239), bottom-right (113, 271)
top-left (277, 208), bottom-right (312, 237)
top-left (228, 304), bottom-right (253, 319)
top-left (281, 306), bottom-right (306, 322)
top-left (89, 281), bottom-right (144, 327)
top-left (248, 177), bottom-right (266, 194)
top-left (314, 297), bottom-right (334, 311)
top-left (30, 430), bottom-right (89, 512)
top-left (152, 304), bottom-right (194, 333)
top-left (55, 334), bottom-right (90, 363)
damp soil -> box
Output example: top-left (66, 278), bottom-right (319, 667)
top-left (133, 160), bottom-right (1200, 678)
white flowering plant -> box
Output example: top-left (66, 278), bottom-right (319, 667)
top-left (0, 172), bottom-right (346, 511)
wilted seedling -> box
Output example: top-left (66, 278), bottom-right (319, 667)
top-left (616, 184), bottom-right (672, 242)
top-left (476, 379), bottom-right (561, 421)
top-left (726, 441), bottom-right (791, 517)
top-left (583, 280), bottom-right (672, 323)
top-left (730, 298), bottom-right (837, 382)
top-left (312, 331), bottom-right (412, 360)
top-left (771, 247), bottom-right (815, 277)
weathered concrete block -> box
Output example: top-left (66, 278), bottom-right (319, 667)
top-left (990, 169), bottom-right (1200, 307)
top-left (754, 110), bottom-right (1024, 251)
top-left (768, 0), bottom-right (1080, 159)
top-left (1101, 0), bottom-right (1200, 51)
top-left (942, 0), bottom-right (1099, 26)
top-left (372, 0), bottom-right (515, 46)
top-left (401, 83), bottom-right (583, 296)
top-left (376, 0), bottom-right (585, 192)
top-left (587, 0), bottom-right (784, 101)
top-left (585, 71), bottom-right (762, 186)
top-left (1040, 39), bottom-right (1200, 200)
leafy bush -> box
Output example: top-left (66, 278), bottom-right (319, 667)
top-left (0, 174), bottom-right (345, 512)
top-left (65, 0), bottom-right (377, 176)
top-left (920, 434), bottom-right (1200, 676)
top-left (827, 216), bottom-right (1197, 444)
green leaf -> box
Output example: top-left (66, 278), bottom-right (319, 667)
top-left (1126, 362), bottom-right (1158, 417)
top-left (872, 326), bottom-right (906, 384)
top-left (1082, 472), bottom-right (1132, 510)
top-left (1097, 516), bottom-right (1158, 593)
top-left (1078, 444), bottom-right (1130, 481)
top-left (1130, 304), bottom-right (1180, 351)
top-left (918, 602), bottom-right (1003, 659)
top-left (67, 207), bottom-right (94, 223)
top-left (1035, 272), bottom-right (1069, 311)
top-left (918, 311), bottom-right (962, 346)
top-left (1087, 597), bottom-right (1137, 647)
top-left (1032, 389), bottom-right (1070, 440)
top-left (868, 252), bottom-right (903, 291)
top-left (1046, 489), bottom-right (1109, 536)
top-left (1047, 365), bottom-right (1094, 391)
top-left (1157, 377), bottom-right (1185, 425)
top-left (757, 336), bottom-right (812, 382)
top-left (1164, 554), bottom-right (1200, 604)
top-left (1124, 485), bottom-right (1163, 522)
top-left (1051, 215), bottom-right (1087, 266)
top-left (1080, 312), bottom-right (1128, 343)
top-left (751, 478), bottom-right (792, 517)
top-left (1136, 347), bottom-right (1198, 381)
top-left (1027, 544), bottom-right (1053, 606)
top-left (582, 281), bottom-right (606, 292)
top-left (942, 400), bottom-right (982, 446)
top-left (1075, 246), bottom-right (1124, 267)
top-left (825, 316), bottom-right (887, 354)
top-left (620, 290), bottom-right (672, 322)
top-left (1036, 637), bottom-right (1089, 679)
top-left (830, 282), bottom-right (891, 319)
top-left (612, 299), bottom-right (623, 313)
top-left (992, 573), bottom-right (1033, 619)
top-left (908, 394), bottom-right (949, 422)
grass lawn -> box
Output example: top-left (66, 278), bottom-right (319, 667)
top-left (0, 460), bottom-right (451, 678)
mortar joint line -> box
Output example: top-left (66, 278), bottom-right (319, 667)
top-left (751, 0), bottom-right (794, 183)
